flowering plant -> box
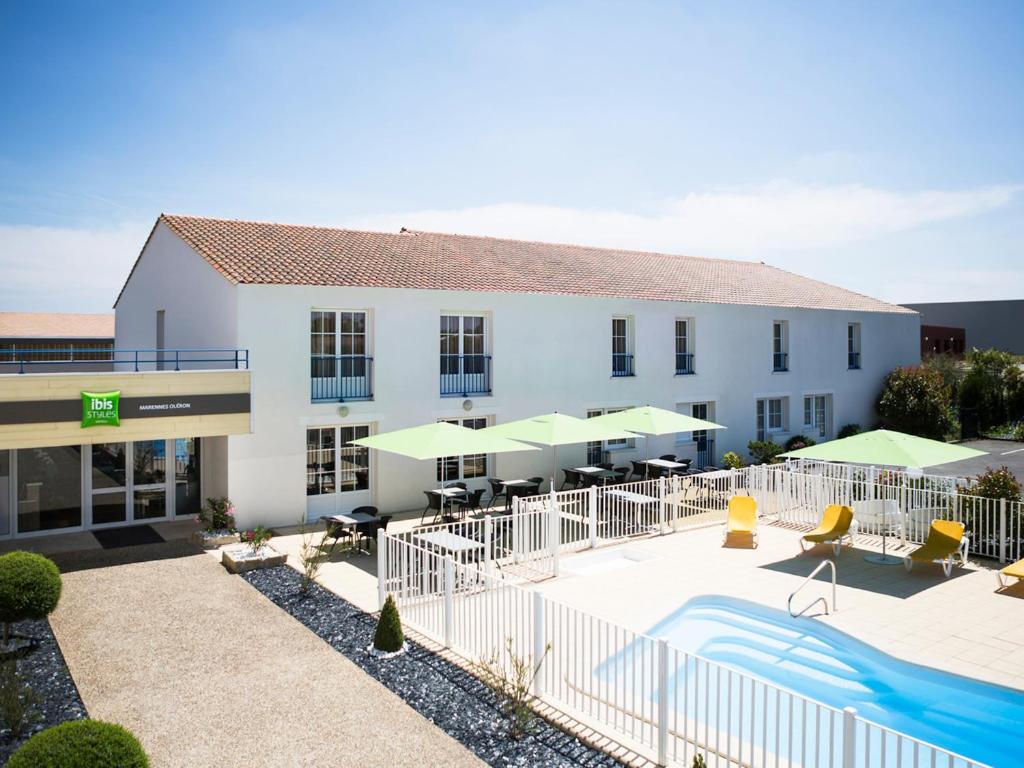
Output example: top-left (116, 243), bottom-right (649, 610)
top-left (242, 525), bottom-right (273, 555)
top-left (198, 497), bottom-right (236, 532)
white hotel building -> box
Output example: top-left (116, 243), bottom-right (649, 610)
top-left (0, 214), bottom-right (920, 537)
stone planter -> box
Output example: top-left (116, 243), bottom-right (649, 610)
top-left (221, 545), bottom-right (287, 574)
top-left (192, 529), bottom-right (239, 549)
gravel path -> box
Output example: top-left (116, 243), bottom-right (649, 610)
top-left (47, 546), bottom-right (484, 768)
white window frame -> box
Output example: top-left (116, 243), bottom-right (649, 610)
top-left (675, 400), bottom-right (715, 445)
top-left (436, 416), bottom-right (492, 482)
top-left (772, 321), bottom-right (789, 371)
top-left (756, 397), bottom-right (789, 440)
top-left (586, 407), bottom-right (636, 461)
top-left (803, 394), bottom-right (832, 439)
top-left (306, 424), bottom-right (371, 497)
top-left (675, 318), bottom-right (695, 375)
top-left (611, 316), bottom-right (634, 376)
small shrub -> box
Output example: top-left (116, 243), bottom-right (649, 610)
top-left (475, 637), bottom-right (550, 739)
top-left (1014, 423), bottom-right (1024, 443)
top-left (198, 497), bottom-right (236, 531)
top-left (373, 595), bottom-right (404, 653)
top-left (297, 519), bottom-right (330, 596)
top-left (837, 423), bottom-right (861, 439)
top-left (876, 366), bottom-right (957, 440)
top-left (721, 451), bottom-right (743, 470)
top-left (0, 552), bottom-right (62, 646)
top-left (241, 525), bottom-right (272, 555)
top-left (783, 434), bottom-right (817, 452)
top-left (747, 440), bottom-right (783, 465)
top-left (0, 661), bottom-right (42, 739)
top-left (7, 719), bottom-right (149, 768)
top-left (968, 466), bottom-right (1023, 502)
top-left (692, 755), bottom-right (708, 768)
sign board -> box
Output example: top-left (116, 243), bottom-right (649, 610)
top-left (81, 391), bottom-right (121, 428)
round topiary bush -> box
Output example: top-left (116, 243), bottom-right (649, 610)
top-left (0, 551), bottom-right (62, 644)
top-left (7, 719), bottom-right (148, 768)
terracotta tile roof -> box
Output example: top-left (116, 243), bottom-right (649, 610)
top-left (0, 312), bottom-right (115, 339)
top-left (150, 213), bottom-right (912, 314)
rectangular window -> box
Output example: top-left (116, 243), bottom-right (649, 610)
top-left (612, 317), bottom-right (634, 376)
top-left (848, 323), bottom-right (861, 369)
top-left (306, 428), bottom-right (336, 496)
top-left (16, 445), bottom-right (82, 533)
top-left (756, 397), bottom-right (787, 440)
top-left (306, 426), bottom-right (371, 495)
top-left (773, 321), bottom-right (789, 372)
top-left (803, 394), bottom-right (832, 439)
top-left (675, 319), bottom-right (694, 374)
top-left (437, 417), bottom-right (489, 481)
top-left (339, 426), bottom-right (370, 492)
top-left (440, 315), bottom-right (490, 395)
top-left (311, 310), bottom-right (371, 401)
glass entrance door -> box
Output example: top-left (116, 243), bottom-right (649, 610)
top-left (174, 438), bottom-right (202, 517)
top-left (91, 443), bottom-right (128, 525)
top-left (132, 440), bottom-right (167, 520)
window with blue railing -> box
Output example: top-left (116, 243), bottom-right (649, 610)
top-left (612, 316), bottom-right (634, 376)
top-left (310, 310), bottom-right (373, 402)
top-left (440, 314), bottom-right (491, 396)
top-left (675, 318), bottom-right (694, 374)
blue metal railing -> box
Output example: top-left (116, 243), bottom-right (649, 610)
top-left (773, 352), bottom-right (788, 372)
top-left (675, 353), bottom-right (695, 375)
top-left (612, 353), bottom-right (634, 377)
top-left (848, 351), bottom-right (861, 369)
top-left (311, 355), bottom-right (374, 401)
top-left (696, 437), bottom-right (716, 469)
top-left (0, 347), bottom-right (249, 374)
top-left (440, 354), bottom-right (491, 396)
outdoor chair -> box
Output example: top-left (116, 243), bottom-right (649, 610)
top-left (904, 520), bottom-right (968, 577)
top-left (613, 466), bottom-right (630, 483)
top-left (351, 505), bottom-right (378, 541)
top-left (486, 478), bottom-right (505, 510)
top-left (527, 477), bottom-right (544, 494)
top-left (597, 462), bottom-right (614, 471)
top-left (445, 481), bottom-right (468, 490)
top-left (358, 515), bottom-right (392, 551)
top-left (321, 517), bottom-right (355, 553)
top-left (421, 490), bottom-right (444, 524)
top-left (998, 557), bottom-right (1024, 589)
top-left (561, 469), bottom-right (581, 490)
top-left (580, 474), bottom-right (600, 489)
top-left (630, 461), bottom-right (647, 481)
top-left (800, 504), bottom-right (855, 556)
top-left (659, 454), bottom-right (677, 462)
top-left (723, 495), bottom-right (758, 546)
top-left (455, 488), bottom-right (485, 516)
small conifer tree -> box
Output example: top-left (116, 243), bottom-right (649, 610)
top-left (373, 594), bottom-right (404, 653)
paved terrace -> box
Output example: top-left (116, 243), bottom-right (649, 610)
top-left (267, 514), bottom-right (1024, 694)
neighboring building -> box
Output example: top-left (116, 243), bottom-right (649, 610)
top-left (903, 300), bottom-right (1024, 355)
top-left (0, 311), bottom-right (115, 372)
top-left (107, 214), bottom-right (919, 531)
top-left (920, 324), bottom-right (966, 358)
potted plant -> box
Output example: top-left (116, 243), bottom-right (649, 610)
top-left (221, 525), bottom-right (286, 574)
top-left (191, 497), bottom-right (239, 549)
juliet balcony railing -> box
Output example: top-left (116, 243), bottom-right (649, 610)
top-left (675, 352), bottom-right (695, 375)
top-left (848, 351), bottom-right (861, 370)
top-left (773, 352), bottom-right (789, 372)
top-left (311, 355), bottom-right (374, 402)
top-left (612, 353), bottom-right (634, 377)
top-left (0, 347), bottom-right (249, 374)
top-left (440, 354), bottom-right (491, 397)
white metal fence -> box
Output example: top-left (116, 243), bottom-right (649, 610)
top-left (375, 464), bottom-right (993, 767)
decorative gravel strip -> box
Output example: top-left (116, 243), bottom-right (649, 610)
top-left (0, 618), bottom-right (87, 761)
top-left (244, 567), bottom-right (625, 768)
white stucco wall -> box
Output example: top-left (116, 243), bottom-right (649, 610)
top-left (226, 282), bottom-right (921, 529)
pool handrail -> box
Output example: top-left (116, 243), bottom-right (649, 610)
top-left (788, 558), bottom-right (837, 617)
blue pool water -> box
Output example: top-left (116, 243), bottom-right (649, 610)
top-left (597, 596), bottom-right (1024, 767)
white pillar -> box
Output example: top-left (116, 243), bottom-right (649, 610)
top-left (532, 591), bottom-right (545, 698)
top-left (1000, 498), bottom-right (1007, 564)
top-left (658, 475), bottom-right (667, 535)
top-left (483, 513), bottom-right (493, 576)
top-left (549, 487), bottom-right (560, 577)
top-left (657, 637), bottom-right (669, 766)
top-left (443, 555), bottom-right (455, 648)
top-left (841, 706), bottom-right (857, 768)
top-left (588, 485), bottom-right (598, 548)
top-left (376, 529), bottom-right (387, 609)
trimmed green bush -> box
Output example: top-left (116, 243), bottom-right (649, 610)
top-left (373, 594), bottom-right (405, 653)
top-left (970, 466), bottom-right (1023, 502)
top-left (721, 451), bottom-right (743, 470)
top-left (837, 423), bottom-right (862, 439)
top-left (7, 719), bottom-right (148, 768)
top-left (747, 440), bottom-right (783, 465)
top-left (783, 434), bottom-right (816, 452)
top-left (0, 551), bottom-right (61, 645)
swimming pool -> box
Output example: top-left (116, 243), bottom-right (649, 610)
top-left (597, 596), bottom-right (1022, 767)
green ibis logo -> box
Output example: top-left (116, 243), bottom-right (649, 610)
top-left (81, 391), bottom-right (121, 428)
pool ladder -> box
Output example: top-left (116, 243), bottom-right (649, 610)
top-left (787, 559), bottom-right (837, 618)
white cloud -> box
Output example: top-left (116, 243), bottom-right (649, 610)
top-left (0, 222), bottom-right (150, 312)
top-left (348, 181), bottom-right (1020, 257)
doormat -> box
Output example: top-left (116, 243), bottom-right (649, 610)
top-left (92, 524), bottom-right (165, 549)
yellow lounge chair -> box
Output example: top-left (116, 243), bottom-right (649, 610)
top-left (800, 504), bottom-right (854, 557)
top-left (904, 520), bottom-right (968, 577)
top-left (723, 495), bottom-right (758, 546)
top-left (997, 558), bottom-right (1024, 589)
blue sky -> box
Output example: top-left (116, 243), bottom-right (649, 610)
top-left (1, 0), bottom-right (1022, 311)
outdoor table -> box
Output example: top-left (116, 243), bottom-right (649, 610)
top-left (499, 479), bottom-right (537, 507)
top-left (643, 458), bottom-right (686, 470)
top-left (414, 530), bottom-right (485, 567)
top-left (574, 466), bottom-right (619, 484)
top-left (602, 488), bottom-right (660, 535)
top-left (321, 512), bottom-right (377, 555)
top-left (426, 487), bottom-right (468, 520)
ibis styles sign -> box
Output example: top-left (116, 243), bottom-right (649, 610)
top-left (81, 391), bottom-right (121, 428)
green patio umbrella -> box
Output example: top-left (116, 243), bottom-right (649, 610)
top-left (586, 406), bottom-right (726, 461)
top-left (351, 422), bottom-right (539, 515)
top-left (779, 429), bottom-right (986, 564)
top-left (481, 412), bottom-right (638, 485)
top-left (778, 429), bottom-right (985, 468)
